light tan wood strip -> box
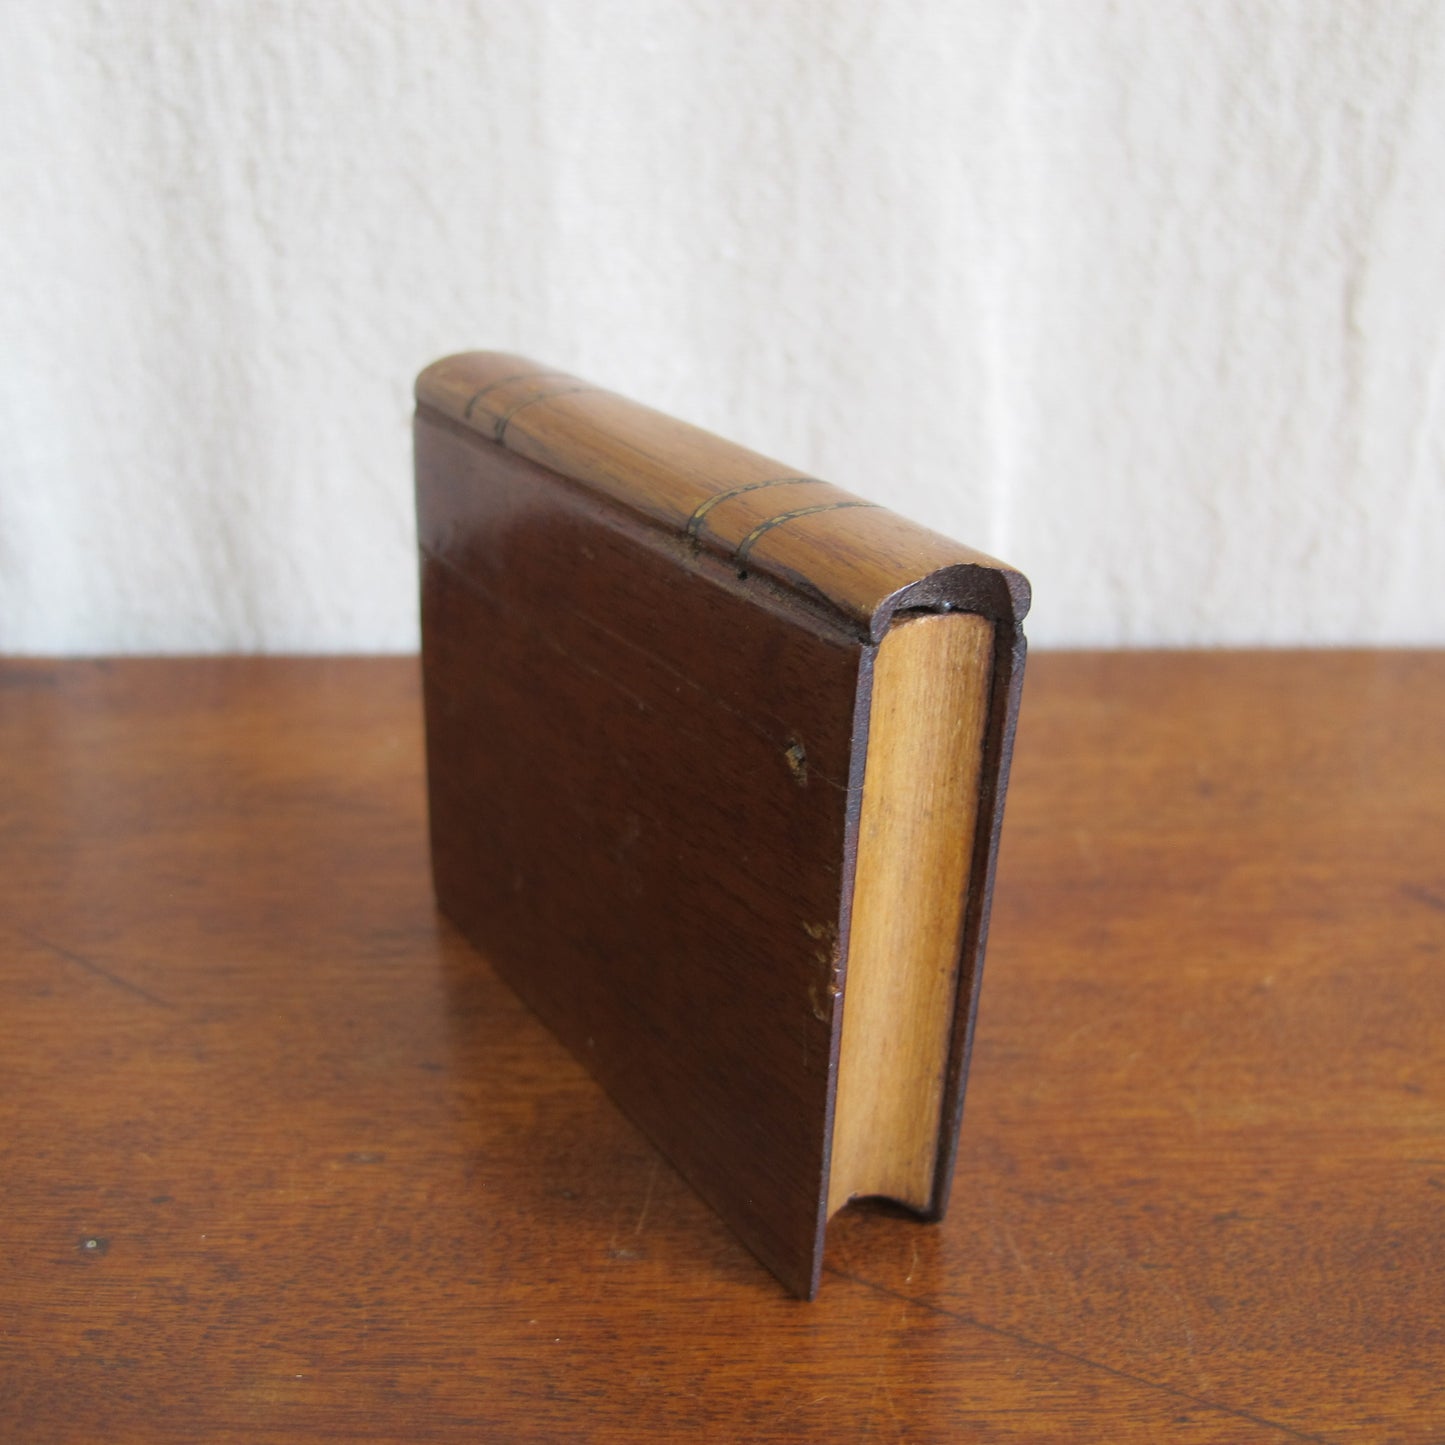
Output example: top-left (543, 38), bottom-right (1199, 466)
top-left (828, 611), bottom-right (995, 1217)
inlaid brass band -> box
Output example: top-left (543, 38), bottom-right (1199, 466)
top-left (461, 370), bottom-right (570, 420)
top-left (493, 385), bottom-right (601, 444)
top-left (734, 501), bottom-right (881, 569)
top-left (684, 476), bottom-right (825, 541)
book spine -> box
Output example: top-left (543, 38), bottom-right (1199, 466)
top-left (416, 353), bottom-right (1029, 641)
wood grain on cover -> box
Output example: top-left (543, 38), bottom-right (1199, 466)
top-left (416, 353), bottom-right (1029, 640)
top-left (828, 611), bottom-right (995, 1218)
top-left (416, 419), bottom-right (862, 1297)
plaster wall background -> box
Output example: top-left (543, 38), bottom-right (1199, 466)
top-left (3, 1), bottom-right (1441, 650)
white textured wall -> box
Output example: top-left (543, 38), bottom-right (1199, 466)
top-left (3, 1), bottom-right (1442, 651)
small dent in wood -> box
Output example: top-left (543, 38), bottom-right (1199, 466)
top-left (807, 983), bottom-right (829, 1023)
top-left (784, 739), bottom-right (809, 786)
top-left (804, 922), bottom-right (842, 1022)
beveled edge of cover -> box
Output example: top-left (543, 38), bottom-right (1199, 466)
top-left (416, 352), bottom-right (1031, 642)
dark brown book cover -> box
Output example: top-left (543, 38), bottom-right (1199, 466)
top-left (414, 354), bottom-right (1029, 1297)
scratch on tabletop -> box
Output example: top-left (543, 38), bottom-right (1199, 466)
top-left (827, 1266), bottom-right (1343, 1445)
top-left (1150, 1266), bottom-right (1212, 1397)
top-left (634, 1157), bottom-right (660, 1235)
top-left (608, 1157), bottom-right (661, 1259)
top-left (866, 1312), bottom-right (909, 1440)
top-left (1401, 883), bottom-right (1445, 913)
top-left (17, 927), bottom-right (172, 1010)
top-left (1059, 1015), bottom-right (1104, 1052)
top-left (765, 1393), bottom-right (833, 1431)
top-left (1002, 1221), bottom-right (1041, 1301)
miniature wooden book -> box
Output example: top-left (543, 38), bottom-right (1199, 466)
top-left (414, 354), bottom-right (1029, 1297)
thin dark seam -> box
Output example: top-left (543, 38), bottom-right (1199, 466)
top-left (734, 501), bottom-right (879, 568)
top-left (494, 385), bottom-right (600, 444)
top-left (684, 477), bottom-right (825, 541)
top-left (461, 370), bottom-right (569, 420)
top-left (16, 926), bottom-right (172, 1010)
top-left (1401, 882), bottom-right (1445, 913)
top-left (827, 1267), bottom-right (1341, 1445)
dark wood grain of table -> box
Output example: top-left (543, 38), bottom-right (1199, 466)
top-left (0, 653), bottom-right (1440, 1442)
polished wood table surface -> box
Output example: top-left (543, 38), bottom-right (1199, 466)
top-left (1, 653), bottom-right (1440, 1443)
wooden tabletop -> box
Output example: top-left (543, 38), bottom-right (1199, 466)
top-left (1, 652), bottom-right (1440, 1443)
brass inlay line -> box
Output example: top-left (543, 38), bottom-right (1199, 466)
top-left (461, 370), bottom-right (570, 420)
top-left (734, 501), bottom-right (880, 569)
top-left (493, 385), bottom-right (600, 444)
top-left (684, 477), bottom-right (824, 541)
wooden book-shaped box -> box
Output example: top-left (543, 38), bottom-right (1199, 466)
top-left (415, 354), bottom-right (1029, 1297)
